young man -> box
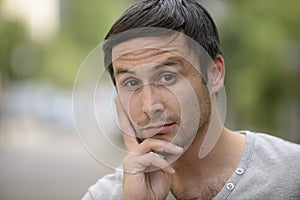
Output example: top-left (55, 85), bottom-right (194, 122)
top-left (83, 0), bottom-right (300, 199)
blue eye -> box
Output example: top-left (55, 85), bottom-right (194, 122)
top-left (159, 73), bottom-right (176, 85)
top-left (163, 74), bottom-right (174, 81)
top-left (125, 79), bottom-right (140, 88)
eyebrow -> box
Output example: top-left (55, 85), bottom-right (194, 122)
top-left (155, 59), bottom-right (180, 70)
top-left (115, 68), bottom-right (135, 76)
top-left (115, 58), bottom-right (181, 76)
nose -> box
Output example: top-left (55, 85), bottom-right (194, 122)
top-left (141, 84), bottom-right (165, 119)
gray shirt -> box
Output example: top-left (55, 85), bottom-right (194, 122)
top-left (82, 131), bottom-right (300, 200)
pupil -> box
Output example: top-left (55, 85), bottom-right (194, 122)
top-left (165, 75), bottom-right (172, 81)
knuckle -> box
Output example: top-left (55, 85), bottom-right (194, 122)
top-left (144, 138), bottom-right (165, 148)
top-left (122, 155), bottom-right (131, 165)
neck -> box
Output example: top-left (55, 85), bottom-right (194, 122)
top-left (174, 98), bottom-right (231, 169)
top-left (170, 102), bottom-right (246, 198)
top-left (173, 128), bottom-right (245, 173)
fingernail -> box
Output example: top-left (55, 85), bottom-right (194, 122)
top-left (175, 146), bottom-right (183, 152)
top-left (170, 167), bottom-right (175, 174)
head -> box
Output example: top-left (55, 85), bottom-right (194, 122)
top-left (103, 0), bottom-right (223, 85)
top-left (104, 0), bottom-right (225, 151)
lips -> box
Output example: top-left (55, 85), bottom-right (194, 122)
top-left (140, 122), bottom-right (176, 138)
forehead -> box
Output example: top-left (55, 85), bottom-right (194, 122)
top-left (112, 32), bottom-right (197, 66)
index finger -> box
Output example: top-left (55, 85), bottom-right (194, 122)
top-left (114, 96), bottom-right (139, 152)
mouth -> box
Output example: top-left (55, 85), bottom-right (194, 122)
top-left (143, 122), bottom-right (175, 133)
top-left (138, 122), bottom-right (176, 141)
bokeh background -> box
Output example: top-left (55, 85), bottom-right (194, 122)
top-left (0, 0), bottom-right (299, 199)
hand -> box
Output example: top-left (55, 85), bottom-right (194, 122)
top-left (114, 96), bottom-right (183, 200)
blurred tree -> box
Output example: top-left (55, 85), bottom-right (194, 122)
top-left (0, 20), bottom-right (27, 82)
top-left (0, 0), bottom-right (299, 141)
top-left (37, 0), bottom-right (133, 88)
top-left (221, 0), bottom-right (300, 141)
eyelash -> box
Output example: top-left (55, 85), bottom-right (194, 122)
top-left (158, 72), bottom-right (177, 85)
top-left (121, 72), bottom-right (178, 90)
top-left (124, 78), bottom-right (141, 89)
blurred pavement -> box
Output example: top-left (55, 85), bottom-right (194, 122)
top-left (0, 82), bottom-right (116, 200)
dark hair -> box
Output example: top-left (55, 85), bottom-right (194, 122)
top-left (103, 0), bottom-right (222, 85)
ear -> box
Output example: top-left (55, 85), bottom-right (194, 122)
top-left (207, 55), bottom-right (225, 95)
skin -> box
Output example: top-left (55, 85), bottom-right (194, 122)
top-left (112, 33), bottom-right (246, 200)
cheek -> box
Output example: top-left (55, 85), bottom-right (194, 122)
top-left (169, 81), bottom-right (198, 114)
top-left (126, 94), bottom-right (141, 124)
top-left (163, 92), bottom-right (181, 115)
top-left (197, 85), bottom-right (211, 117)
top-left (188, 74), bottom-right (211, 117)
top-left (118, 91), bottom-right (139, 122)
top-left (129, 103), bottom-right (140, 124)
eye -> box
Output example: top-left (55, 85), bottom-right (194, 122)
top-left (124, 79), bottom-right (140, 89)
top-left (158, 73), bottom-right (176, 85)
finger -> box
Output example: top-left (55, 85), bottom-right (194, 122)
top-left (135, 138), bottom-right (183, 155)
top-left (114, 96), bottom-right (139, 152)
top-left (144, 152), bottom-right (175, 174)
top-left (123, 152), bottom-right (175, 174)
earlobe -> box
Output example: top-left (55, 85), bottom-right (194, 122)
top-left (209, 55), bottom-right (225, 95)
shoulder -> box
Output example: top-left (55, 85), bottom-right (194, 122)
top-left (229, 131), bottom-right (300, 199)
top-left (249, 131), bottom-right (300, 160)
top-left (246, 131), bottom-right (300, 184)
top-left (82, 167), bottom-right (123, 200)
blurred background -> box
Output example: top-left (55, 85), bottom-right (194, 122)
top-left (0, 0), bottom-right (299, 199)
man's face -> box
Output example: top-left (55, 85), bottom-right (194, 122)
top-left (112, 33), bottom-right (212, 150)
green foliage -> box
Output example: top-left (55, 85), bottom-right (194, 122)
top-left (36, 0), bottom-right (133, 88)
top-left (0, 0), bottom-right (299, 141)
top-left (221, 0), bottom-right (300, 140)
top-left (0, 20), bottom-right (27, 80)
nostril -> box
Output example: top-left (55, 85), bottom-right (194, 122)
top-left (148, 103), bottom-right (165, 119)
